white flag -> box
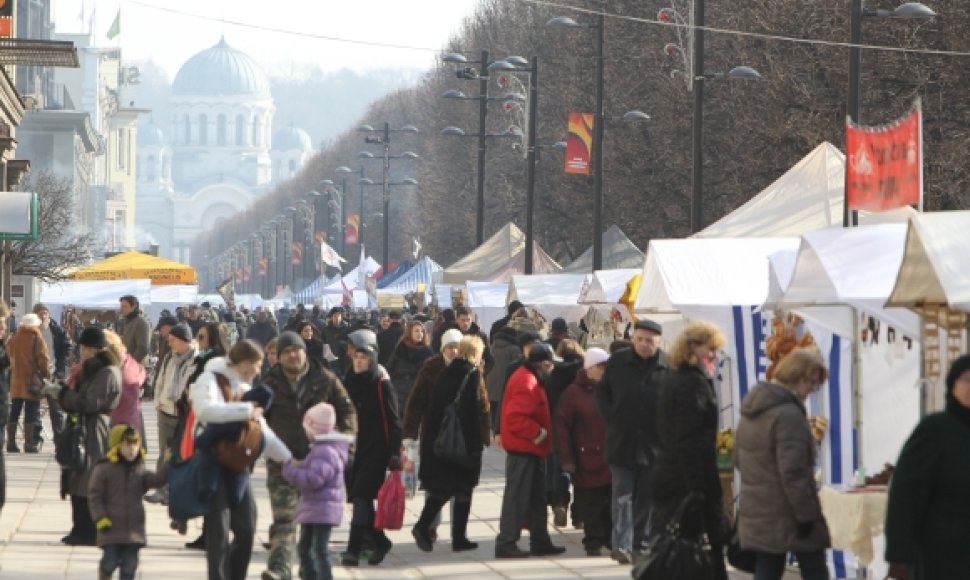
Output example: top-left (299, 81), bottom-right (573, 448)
top-left (319, 242), bottom-right (346, 272)
top-left (359, 245), bottom-right (367, 291)
top-left (412, 237), bottom-right (422, 260)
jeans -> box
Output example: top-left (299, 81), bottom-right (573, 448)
top-left (297, 524), bottom-right (333, 580)
top-left (207, 470), bottom-right (256, 580)
top-left (9, 398), bottom-right (40, 430)
top-left (754, 551), bottom-right (830, 580)
top-left (100, 543), bottom-right (140, 580)
top-left (45, 394), bottom-right (64, 439)
top-left (609, 464), bottom-right (653, 552)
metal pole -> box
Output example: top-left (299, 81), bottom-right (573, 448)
top-left (845, 0), bottom-right (864, 228)
top-left (341, 176), bottom-right (348, 257)
top-left (690, 0), bottom-right (706, 234)
top-left (382, 122), bottom-right (391, 274)
top-left (592, 14), bottom-right (605, 271)
top-left (524, 56), bottom-right (539, 275)
top-left (359, 165), bottom-right (366, 254)
top-left (476, 49), bottom-right (489, 246)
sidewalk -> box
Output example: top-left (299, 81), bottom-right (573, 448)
top-left (0, 402), bottom-right (787, 578)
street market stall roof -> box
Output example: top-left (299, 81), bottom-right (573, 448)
top-left (382, 256), bottom-right (443, 293)
top-left (441, 223), bottom-right (561, 284)
top-left (578, 268), bottom-right (641, 304)
top-left (40, 279), bottom-right (152, 308)
top-left (70, 251), bottom-right (197, 285)
top-left (887, 211), bottom-right (970, 311)
top-left (562, 225), bottom-right (644, 273)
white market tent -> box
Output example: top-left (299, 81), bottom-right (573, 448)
top-left (887, 210), bottom-right (970, 311)
top-left (562, 225), bottom-right (645, 273)
top-left (40, 279), bottom-right (152, 308)
top-left (465, 281), bottom-right (510, 335)
top-left (144, 284), bottom-right (199, 321)
top-left (696, 141), bottom-right (916, 239)
top-left (441, 223), bottom-right (561, 284)
top-left (579, 268), bottom-right (640, 304)
top-left (382, 256), bottom-right (443, 293)
top-left (507, 273), bottom-right (590, 324)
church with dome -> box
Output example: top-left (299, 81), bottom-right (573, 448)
top-left (135, 38), bottom-right (314, 265)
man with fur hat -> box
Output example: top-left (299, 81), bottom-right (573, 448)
top-left (260, 330), bottom-right (357, 580)
top-left (88, 423), bottom-right (167, 580)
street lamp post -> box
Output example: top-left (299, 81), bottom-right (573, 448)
top-left (358, 176), bottom-right (419, 274)
top-left (845, 0), bottom-right (935, 227)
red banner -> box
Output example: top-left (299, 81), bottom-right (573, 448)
top-left (846, 105), bottom-right (922, 212)
top-left (242, 265), bottom-right (251, 282)
top-left (234, 268), bottom-right (242, 284)
top-left (291, 241), bottom-right (302, 265)
top-left (345, 214), bottom-right (360, 245)
top-left (564, 112), bottom-right (594, 175)
top-left (257, 257), bottom-right (268, 276)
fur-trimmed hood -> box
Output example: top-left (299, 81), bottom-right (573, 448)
top-left (76, 348), bottom-right (121, 387)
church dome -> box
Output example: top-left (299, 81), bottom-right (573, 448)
top-left (172, 38), bottom-right (271, 98)
top-left (138, 121), bottom-right (168, 147)
top-left (273, 126), bottom-right (313, 152)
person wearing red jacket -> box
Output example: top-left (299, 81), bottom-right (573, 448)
top-left (494, 342), bottom-right (567, 559)
top-left (555, 347), bottom-right (612, 556)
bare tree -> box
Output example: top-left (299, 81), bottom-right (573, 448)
top-left (10, 171), bottom-right (99, 281)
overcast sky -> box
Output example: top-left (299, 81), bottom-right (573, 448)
top-left (53, 0), bottom-right (482, 79)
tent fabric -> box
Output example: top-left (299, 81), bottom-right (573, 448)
top-left (696, 142), bottom-right (916, 239)
top-left (578, 268), bottom-right (641, 304)
top-left (383, 256), bottom-right (443, 293)
top-left (507, 273), bottom-right (590, 324)
top-left (441, 223), bottom-right (561, 284)
top-left (465, 281), bottom-right (509, 309)
top-left (887, 210), bottom-right (970, 311)
top-left (376, 260), bottom-right (415, 289)
top-left (321, 257), bottom-right (382, 295)
top-left (562, 225), bottom-right (645, 273)
top-left (71, 251), bottom-right (197, 285)
top-left (634, 238), bottom-right (800, 313)
top-left (777, 224), bottom-right (919, 336)
top-left (294, 274), bottom-right (340, 305)
top-left (40, 279), bottom-right (152, 308)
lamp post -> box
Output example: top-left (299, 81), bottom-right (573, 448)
top-left (356, 124), bottom-right (419, 274)
top-left (358, 176), bottom-right (419, 275)
top-left (845, 0), bottom-right (935, 227)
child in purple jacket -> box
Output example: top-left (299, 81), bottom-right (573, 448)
top-left (282, 402), bottom-right (354, 580)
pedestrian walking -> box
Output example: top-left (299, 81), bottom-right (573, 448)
top-left (33, 303), bottom-right (69, 440)
top-left (0, 303), bottom-right (11, 514)
top-left (116, 295), bottom-right (151, 367)
top-left (387, 320), bottom-right (434, 410)
top-left (6, 313), bottom-right (50, 453)
top-left (103, 331), bottom-right (147, 442)
top-left (546, 339), bottom-right (584, 528)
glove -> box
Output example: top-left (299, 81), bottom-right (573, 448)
top-left (796, 521), bottom-right (814, 539)
top-left (39, 381), bottom-right (63, 397)
top-left (388, 455), bottom-right (401, 471)
top-left (96, 517), bottom-right (113, 532)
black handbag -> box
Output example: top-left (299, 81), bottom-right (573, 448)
top-left (55, 414), bottom-right (86, 470)
top-left (27, 336), bottom-right (46, 398)
top-left (726, 516), bottom-right (756, 573)
top-left (632, 495), bottom-right (714, 580)
top-left (433, 368), bottom-right (477, 465)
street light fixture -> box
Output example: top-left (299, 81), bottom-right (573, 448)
top-left (358, 176), bottom-right (419, 274)
top-left (845, 0), bottom-right (935, 226)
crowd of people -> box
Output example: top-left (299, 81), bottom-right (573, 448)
top-left (0, 295), bottom-right (966, 580)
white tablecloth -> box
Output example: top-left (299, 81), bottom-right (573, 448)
top-left (818, 485), bottom-right (888, 566)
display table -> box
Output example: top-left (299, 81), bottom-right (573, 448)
top-left (818, 485), bottom-right (888, 566)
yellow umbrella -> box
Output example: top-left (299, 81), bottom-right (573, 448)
top-left (71, 251), bottom-right (197, 285)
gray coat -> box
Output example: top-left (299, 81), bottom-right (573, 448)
top-left (118, 312), bottom-right (151, 364)
top-left (485, 327), bottom-right (519, 403)
top-left (61, 350), bottom-right (122, 497)
top-left (735, 381), bottom-right (831, 553)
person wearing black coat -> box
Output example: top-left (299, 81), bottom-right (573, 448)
top-left (545, 340), bottom-right (584, 527)
top-left (342, 330), bottom-right (402, 567)
top-left (651, 321), bottom-right (729, 580)
top-left (387, 321), bottom-right (434, 409)
top-left (489, 300), bottom-right (524, 344)
top-left (377, 311), bottom-right (405, 367)
top-left (411, 336), bottom-right (490, 553)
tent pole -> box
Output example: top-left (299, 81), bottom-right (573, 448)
top-left (852, 307), bottom-right (864, 475)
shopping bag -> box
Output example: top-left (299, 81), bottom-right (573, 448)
top-left (374, 470), bottom-right (405, 531)
top-left (401, 442), bottom-right (417, 499)
top-left (178, 408), bottom-right (196, 459)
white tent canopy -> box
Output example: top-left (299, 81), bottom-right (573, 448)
top-left (40, 279), bottom-right (152, 308)
top-left (776, 224), bottom-right (919, 336)
top-left (562, 225), bottom-right (644, 273)
top-left (634, 238), bottom-right (801, 313)
top-left (507, 273), bottom-right (589, 324)
top-left (887, 211), bottom-right (970, 311)
top-left (696, 142), bottom-right (916, 239)
top-left (579, 268), bottom-right (640, 304)
top-left (442, 223), bottom-right (561, 284)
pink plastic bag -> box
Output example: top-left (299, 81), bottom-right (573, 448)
top-left (374, 470), bottom-right (405, 531)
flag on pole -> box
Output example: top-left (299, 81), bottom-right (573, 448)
top-left (845, 99), bottom-right (922, 212)
top-left (320, 241), bottom-right (346, 271)
top-left (216, 277), bottom-right (235, 309)
top-left (340, 279), bottom-right (352, 307)
top-left (106, 8), bottom-right (121, 40)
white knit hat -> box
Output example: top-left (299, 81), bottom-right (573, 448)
top-left (440, 329), bottom-right (464, 351)
top-left (583, 347), bottom-right (610, 369)
top-left (303, 402), bottom-right (336, 437)
top-left (20, 313), bottom-right (41, 327)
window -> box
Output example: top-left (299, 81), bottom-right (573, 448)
top-left (288, 159), bottom-right (297, 175)
top-left (235, 114), bottom-right (245, 146)
top-left (183, 114), bottom-right (190, 144)
top-left (252, 115), bottom-right (261, 147)
top-left (217, 114), bottom-right (227, 146)
top-left (198, 114), bottom-right (208, 145)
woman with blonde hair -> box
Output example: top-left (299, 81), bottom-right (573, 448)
top-left (651, 320), bottom-right (729, 580)
top-left (412, 335), bottom-right (491, 552)
top-left (735, 347), bottom-right (831, 580)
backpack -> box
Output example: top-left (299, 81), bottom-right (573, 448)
top-left (212, 373), bottom-right (264, 473)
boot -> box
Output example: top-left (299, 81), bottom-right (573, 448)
top-left (451, 498), bottom-right (478, 552)
top-left (366, 528), bottom-right (392, 565)
top-left (413, 494), bottom-right (448, 552)
top-left (24, 423), bottom-right (40, 453)
top-left (6, 424), bottom-right (18, 453)
top-left (341, 525), bottom-right (365, 566)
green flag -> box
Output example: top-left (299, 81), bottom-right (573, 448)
top-left (106, 9), bottom-right (120, 40)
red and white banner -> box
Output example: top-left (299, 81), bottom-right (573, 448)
top-left (564, 112), bottom-right (594, 175)
top-left (845, 102), bottom-right (922, 212)
top-left (345, 214), bottom-right (360, 245)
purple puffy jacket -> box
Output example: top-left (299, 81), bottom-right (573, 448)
top-left (282, 433), bottom-right (354, 525)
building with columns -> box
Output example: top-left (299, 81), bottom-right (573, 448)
top-left (136, 37), bottom-right (313, 266)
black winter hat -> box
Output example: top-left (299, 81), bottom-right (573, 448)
top-left (157, 315), bottom-right (179, 329)
top-left (277, 331), bottom-right (307, 354)
top-left (527, 342), bottom-right (563, 364)
top-left (169, 323), bottom-right (193, 344)
top-left (516, 331), bottom-right (540, 349)
top-left (633, 319), bottom-right (663, 335)
top-left (78, 326), bottom-right (107, 349)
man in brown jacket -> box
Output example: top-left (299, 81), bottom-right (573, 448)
top-left (5, 313), bottom-right (50, 453)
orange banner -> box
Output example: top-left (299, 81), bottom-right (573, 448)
top-left (257, 257), bottom-right (268, 276)
top-left (845, 104), bottom-right (922, 212)
top-left (291, 241), bottom-right (302, 266)
top-left (346, 214), bottom-right (360, 245)
top-left (564, 112), bottom-right (594, 175)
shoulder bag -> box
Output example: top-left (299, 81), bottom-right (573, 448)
top-left (55, 414), bottom-right (86, 470)
top-left (27, 336), bottom-right (46, 398)
top-left (433, 367), bottom-right (477, 465)
top-left (632, 495), bottom-right (714, 580)
top-left (211, 373), bottom-right (264, 474)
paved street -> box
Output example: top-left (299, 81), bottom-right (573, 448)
top-left (0, 402), bottom-right (792, 579)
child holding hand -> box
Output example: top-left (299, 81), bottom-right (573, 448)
top-left (283, 402), bottom-right (354, 580)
